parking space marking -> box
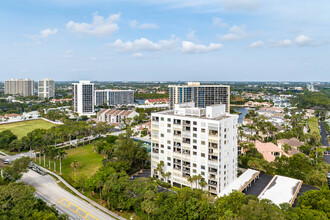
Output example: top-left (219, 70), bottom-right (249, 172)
top-left (58, 198), bottom-right (98, 220)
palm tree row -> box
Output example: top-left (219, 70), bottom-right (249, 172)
top-left (187, 174), bottom-right (207, 190)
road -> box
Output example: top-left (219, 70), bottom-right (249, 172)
top-left (319, 121), bottom-right (329, 147)
top-left (21, 170), bottom-right (116, 220)
top-left (0, 150), bottom-right (35, 162)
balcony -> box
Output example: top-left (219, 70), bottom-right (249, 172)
top-left (208, 187), bottom-right (218, 194)
top-left (208, 135), bottom-right (219, 142)
top-left (173, 124), bottom-right (182, 130)
top-left (173, 152), bottom-right (182, 159)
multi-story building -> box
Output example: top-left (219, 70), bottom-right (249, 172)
top-left (169, 82), bottom-right (230, 113)
top-left (72, 80), bottom-right (95, 115)
top-left (151, 102), bottom-right (238, 195)
top-left (97, 109), bottom-right (139, 124)
top-left (95, 89), bottom-right (134, 106)
top-left (4, 78), bottom-right (34, 96)
top-left (38, 78), bottom-right (55, 99)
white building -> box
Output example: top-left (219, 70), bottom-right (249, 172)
top-left (151, 102), bottom-right (238, 195)
top-left (4, 78), bottom-right (34, 97)
top-left (38, 78), bottom-right (55, 99)
top-left (97, 109), bottom-right (139, 124)
top-left (72, 80), bottom-right (95, 115)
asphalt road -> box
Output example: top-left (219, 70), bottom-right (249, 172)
top-left (20, 170), bottom-right (115, 220)
top-left (320, 121), bottom-right (329, 147)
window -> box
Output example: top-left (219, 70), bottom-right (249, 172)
top-left (193, 163), bottom-right (197, 167)
top-left (193, 139), bottom-right (197, 144)
top-left (161, 117), bottom-right (164, 121)
top-left (201, 141), bottom-right (205, 145)
top-left (167, 124), bottom-right (171, 127)
top-left (201, 153), bottom-right (205, 157)
top-left (167, 146), bottom-right (171, 150)
top-left (201, 128), bottom-right (205, 133)
top-left (201, 165), bottom-right (205, 170)
top-left (201, 171), bottom-right (205, 176)
top-left (167, 140), bottom-right (171, 144)
top-left (193, 169), bottom-right (197, 173)
top-left (167, 118), bottom-right (171, 122)
top-left (193, 127), bottom-right (197, 131)
top-left (161, 133), bottom-right (164, 137)
top-left (193, 133), bottom-right (197, 138)
top-left (193, 145), bottom-right (197, 150)
top-left (167, 129), bottom-right (171, 133)
top-left (161, 150), bottom-right (164, 153)
top-left (193, 152), bottom-right (197, 156)
top-left (161, 144), bottom-right (164, 148)
top-left (167, 157), bottom-right (171, 161)
top-left (167, 162), bottom-right (171, 166)
top-left (193, 121), bottom-right (197, 125)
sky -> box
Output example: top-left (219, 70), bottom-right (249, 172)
top-left (0, 0), bottom-right (329, 82)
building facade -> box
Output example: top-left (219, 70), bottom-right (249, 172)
top-left (95, 89), bottom-right (134, 106)
top-left (151, 103), bottom-right (238, 195)
top-left (97, 109), bottom-right (139, 124)
top-left (169, 82), bottom-right (230, 113)
top-left (4, 78), bottom-right (34, 96)
top-left (72, 80), bottom-right (95, 114)
top-left (38, 78), bottom-right (55, 99)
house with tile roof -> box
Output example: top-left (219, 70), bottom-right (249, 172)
top-left (145, 98), bottom-right (169, 105)
top-left (97, 109), bottom-right (139, 124)
top-left (255, 140), bottom-right (288, 162)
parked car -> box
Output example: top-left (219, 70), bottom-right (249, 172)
top-left (4, 159), bottom-right (10, 164)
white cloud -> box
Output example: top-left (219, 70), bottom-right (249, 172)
top-left (218, 25), bottom-right (246, 41)
top-left (132, 53), bottom-right (143, 58)
top-left (27, 28), bottom-right (58, 40)
top-left (212, 17), bottom-right (227, 27)
top-left (294, 35), bottom-right (313, 46)
top-left (60, 50), bottom-right (74, 58)
top-left (248, 40), bottom-right (264, 48)
top-left (268, 39), bottom-right (292, 47)
top-left (187, 30), bottom-right (199, 42)
top-left (66, 13), bottom-right (120, 37)
top-left (130, 20), bottom-right (159, 29)
top-left (182, 41), bottom-right (223, 53)
top-left (223, 0), bottom-right (260, 11)
top-left (108, 36), bottom-right (180, 52)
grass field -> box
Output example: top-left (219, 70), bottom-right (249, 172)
top-left (39, 143), bottom-right (103, 181)
top-left (307, 117), bottom-right (320, 134)
top-left (0, 119), bottom-right (56, 138)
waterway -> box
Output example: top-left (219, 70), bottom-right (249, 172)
top-left (234, 107), bottom-right (250, 124)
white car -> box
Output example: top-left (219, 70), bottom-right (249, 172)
top-left (4, 159), bottom-right (10, 164)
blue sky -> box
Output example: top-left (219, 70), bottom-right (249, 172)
top-left (0, 0), bottom-right (329, 81)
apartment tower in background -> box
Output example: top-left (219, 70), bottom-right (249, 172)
top-left (151, 102), bottom-right (238, 195)
top-left (169, 82), bottom-right (230, 113)
top-left (38, 78), bottom-right (55, 99)
top-left (95, 89), bottom-right (134, 106)
top-left (4, 78), bottom-right (35, 97)
top-left (72, 80), bottom-right (95, 115)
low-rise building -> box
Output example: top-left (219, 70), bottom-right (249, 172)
top-left (97, 109), bottom-right (139, 124)
top-left (145, 98), bottom-right (169, 105)
top-left (255, 141), bottom-right (288, 162)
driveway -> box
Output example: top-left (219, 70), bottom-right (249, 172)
top-left (20, 170), bottom-right (115, 220)
top-left (320, 121), bottom-right (329, 147)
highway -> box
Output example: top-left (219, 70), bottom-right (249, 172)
top-left (20, 170), bottom-right (116, 220)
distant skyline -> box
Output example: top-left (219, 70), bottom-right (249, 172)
top-left (1, 0), bottom-right (330, 81)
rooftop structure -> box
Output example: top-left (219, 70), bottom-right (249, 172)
top-left (255, 141), bottom-right (288, 162)
top-left (258, 175), bottom-right (303, 206)
top-left (219, 169), bottom-right (260, 196)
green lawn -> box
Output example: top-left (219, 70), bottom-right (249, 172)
top-left (307, 117), bottom-right (320, 134)
top-left (39, 143), bottom-right (103, 180)
top-left (0, 119), bottom-right (56, 138)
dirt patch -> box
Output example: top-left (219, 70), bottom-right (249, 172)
top-left (0, 159), bottom-right (6, 168)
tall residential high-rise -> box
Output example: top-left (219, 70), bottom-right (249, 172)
top-left (169, 82), bottom-right (230, 113)
top-left (72, 80), bottom-right (95, 115)
top-left (4, 78), bottom-right (35, 97)
top-left (151, 102), bottom-right (238, 195)
top-left (38, 78), bottom-right (55, 99)
top-left (95, 89), bottom-right (134, 106)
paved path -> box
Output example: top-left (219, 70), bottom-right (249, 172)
top-left (21, 170), bottom-right (116, 220)
top-left (0, 150), bottom-right (35, 161)
top-left (37, 166), bottom-right (126, 220)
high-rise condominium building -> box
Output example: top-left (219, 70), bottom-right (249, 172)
top-left (4, 78), bottom-right (34, 97)
top-left (72, 80), bottom-right (95, 114)
top-left (169, 82), bottom-right (230, 113)
top-left (95, 89), bottom-right (134, 106)
top-left (151, 102), bottom-right (238, 195)
top-left (38, 78), bottom-right (55, 99)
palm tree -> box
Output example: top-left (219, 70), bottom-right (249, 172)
top-left (56, 149), bottom-right (67, 175)
top-left (71, 160), bottom-right (80, 175)
top-left (187, 176), bottom-right (193, 188)
top-left (95, 180), bottom-right (104, 203)
top-left (155, 161), bottom-right (164, 179)
top-left (196, 174), bottom-right (203, 189)
top-left (199, 178), bottom-right (207, 190)
top-left (52, 148), bottom-right (59, 172)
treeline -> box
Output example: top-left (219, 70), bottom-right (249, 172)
top-left (0, 157), bottom-right (67, 219)
top-left (0, 121), bottom-right (110, 153)
top-left (291, 90), bottom-right (330, 109)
